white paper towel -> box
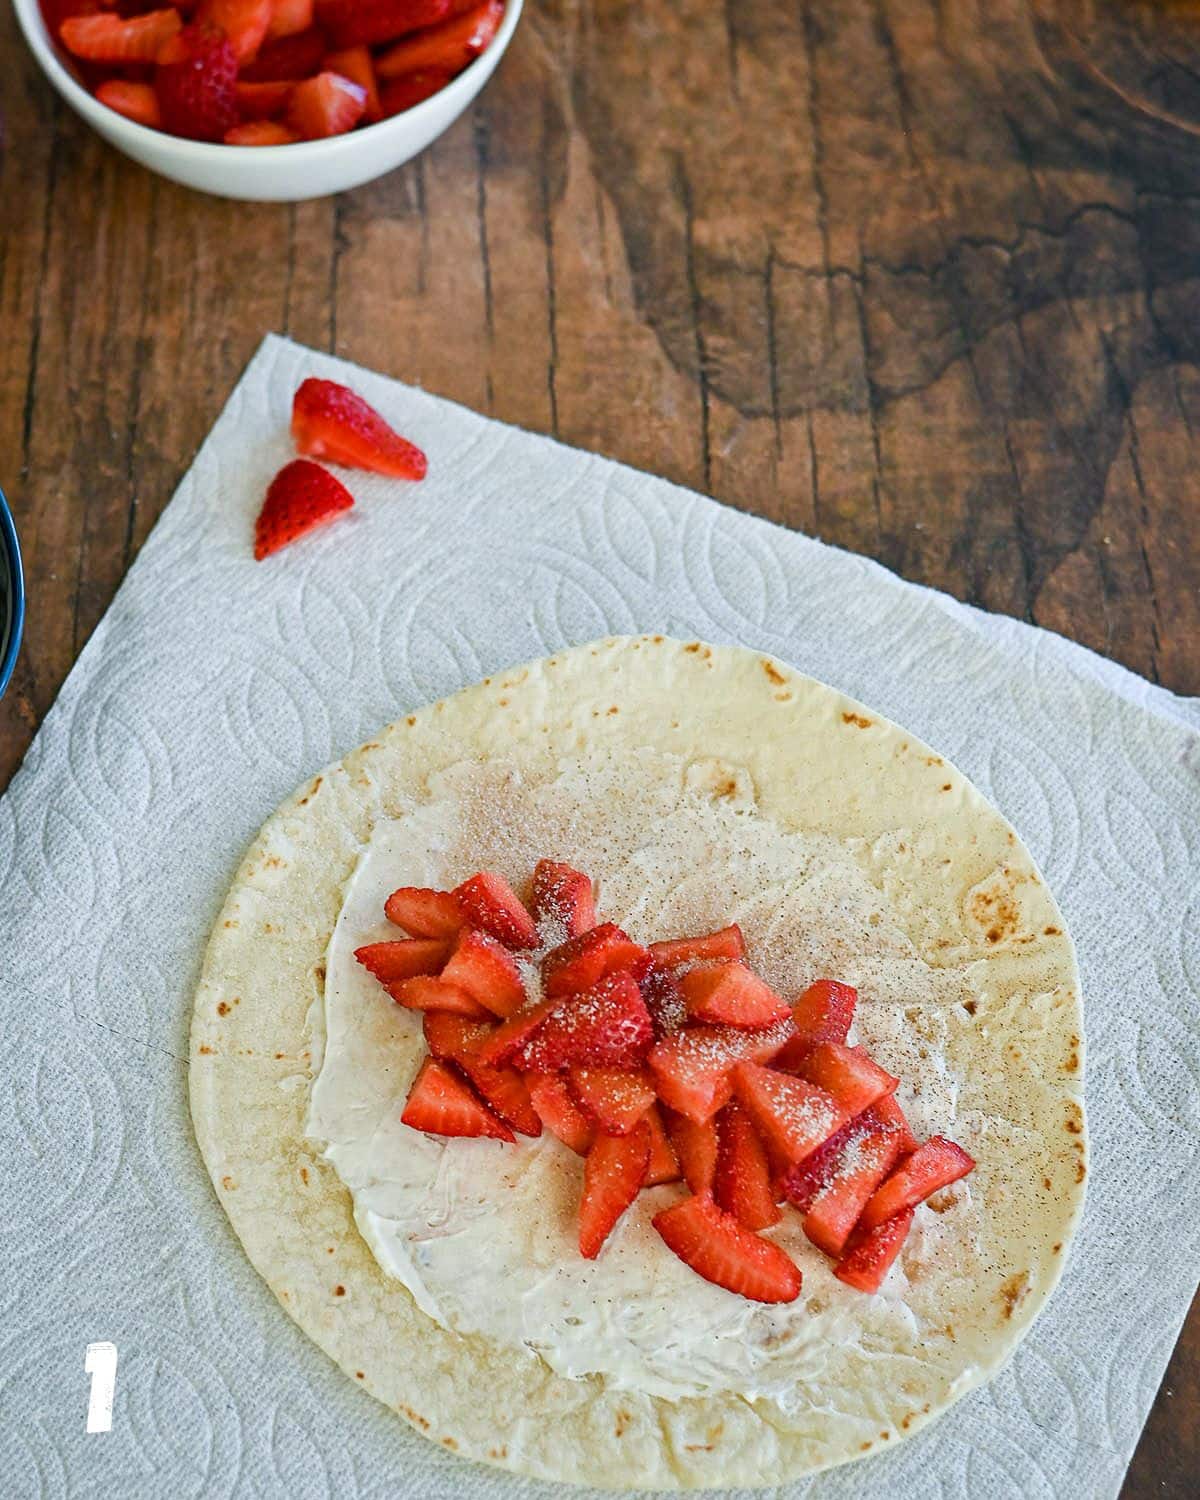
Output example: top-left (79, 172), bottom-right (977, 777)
top-left (2, 334), bottom-right (1198, 1500)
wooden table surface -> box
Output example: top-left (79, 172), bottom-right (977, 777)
top-left (2, 0), bottom-right (1197, 1491)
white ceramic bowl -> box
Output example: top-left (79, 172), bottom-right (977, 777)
top-left (14, 0), bottom-right (523, 201)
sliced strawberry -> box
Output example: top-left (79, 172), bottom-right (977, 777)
top-left (527, 1073), bottom-right (594, 1154)
top-left (387, 974), bottom-right (493, 1019)
top-left (542, 922), bottom-right (648, 998)
top-left (452, 871), bottom-right (538, 949)
top-left (648, 924), bottom-right (746, 969)
top-left (292, 376), bottom-right (427, 479)
top-left (316, 0), bottom-right (452, 49)
top-left (714, 1100), bottom-right (781, 1230)
top-left (422, 1010), bottom-right (493, 1060)
top-left (420, 1014), bottom-right (540, 1137)
top-left (732, 1061), bottom-right (844, 1166)
top-left (786, 1041), bottom-right (897, 1117)
top-left (323, 45), bottom-right (382, 122)
top-left (857, 1136), bottom-right (975, 1232)
top-left (400, 1057), bottom-right (513, 1140)
top-left (375, 0), bottom-right (503, 78)
top-left (871, 1091), bottom-right (918, 1155)
top-left (580, 1123), bottom-right (651, 1259)
top-left (653, 1193), bottom-right (802, 1304)
top-left (514, 971), bottom-right (653, 1072)
top-left (439, 927), bottom-right (527, 1018)
top-left (680, 961), bottom-right (789, 1029)
top-left (474, 993), bottom-right (558, 1067)
top-left (287, 70), bottom-right (367, 139)
top-left (834, 1207), bottom-right (914, 1293)
top-left (354, 937), bottom-right (451, 984)
top-left (95, 79), bottom-right (162, 128)
top-left (253, 460), bottom-right (353, 560)
top-left (568, 1065), bottom-right (655, 1136)
top-left (793, 979), bottom-right (857, 1044)
top-left (642, 1105), bottom-right (681, 1186)
top-left (378, 67), bottom-right (453, 115)
top-left (60, 9), bottom-right (181, 63)
top-left (633, 956), bottom-right (688, 1038)
top-left (648, 1016), bottom-right (794, 1123)
top-left (265, 0), bottom-right (314, 40)
top-left (778, 1118), bottom-right (854, 1213)
top-left (234, 80), bottom-right (294, 119)
top-left (530, 860), bottom-right (596, 940)
top-left (798, 1112), bottom-right (905, 1257)
top-left (239, 23), bottom-right (325, 80)
top-left (458, 1056), bottom-right (540, 1137)
top-left (661, 1108), bottom-right (719, 1195)
top-left (196, 0), bottom-right (271, 63)
top-left (383, 886), bottom-right (464, 938)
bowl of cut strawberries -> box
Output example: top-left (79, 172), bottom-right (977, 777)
top-left (14, 0), bottom-right (521, 201)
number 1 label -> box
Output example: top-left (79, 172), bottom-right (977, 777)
top-left (85, 1342), bottom-right (118, 1433)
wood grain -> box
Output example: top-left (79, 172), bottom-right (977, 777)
top-left (0, 2), bottom-right (1196, 1492)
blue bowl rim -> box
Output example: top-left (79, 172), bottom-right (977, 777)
top-left (0, 484), bottom-right (25, 699)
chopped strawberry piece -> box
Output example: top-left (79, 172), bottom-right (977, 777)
top-left (857, 1136), bottom-right (975, 1232)
top-left (265, 0), bottom-right (314, 40)
top-left (196, 0), bottom-right (272, 63)
top-left (642, 1105), bottom-right (681, 1186)
top-left (378, 67), bottom-right (452, 115)
top-left (732, 1061), bottom-right (844, 1166)
top-left (287, 70), bottom-right (367, 139)
top-left (383, 886), bottom-right (464, 938)
top-left (714, 1100), bottom-right (781, 1230)
top-left (633, 956), bottom-right (688, 1037)
top-left (871, 1091), bottom-right (919, 1155)
top-left (798, 1112), bottom-right (905, 1257)
top-left (794, 979), bottom-right (857, 1044)
top-left (95, 79), bottom-right (162, 128)
top-left (316, 0), bottom-right (452, 49)
top-left (375, 0), bottom-right (503, 78)
top-left (541, 922), bottom-right (648, 998)
top-left (387, 975), bottom-right (493, 1019)
top-left (568, 1065), bottom-right (655, 1136)
top-left (653, 1193), bottom-right (802, 1304)
top-left (439, 928), bottom-right (527, 1018)
top-left (452, 871), bottom-right (538, 949)
top-left (527, 1073), bottom-right (594, 1154)
top-left (292, 377), bottom-right (428, 480)
top-left (778, 1118), bottom-right (854, 1213)
top-left (579, 1123), bottom-right (651, 1259)
top-left (60, 9), bottom-right (181, 63)
top-left (401, 1057), bottom-right (513, 1140)
top-left (323, 45), bottom-right (382, 121)
top-left (787, 1041), bottom-right (898, 1117)
top-left (514, 972), bottom-right (653, 1073)
top-left (239, 23), bottom-right (325, 80)
top-left (661, 1108), bottom-right (719, 1195)
top-left (253, 459), bottom-right (353, 559)
top-left (473, 994), bottom-right (558, 1067)
top-left (234, 80), bottom-right (294, 119)
top-left (648, 923), bottom-right (746, 969)
top-left (422, 1010), bottom-right (492, 1060)
top-left (530, 860), bottom-right (596, 940)
top-left (419, 1016), bottom-right (539, 1137)
top-left (354, 937), bottom-right (451, 984)
top-left (680, 961), bottom-right (789, 1029)
top-left (833, 1207), bottom-right (914, 1293)
top-left (458, 1055), bottom-right (540, 1137)
top-left (648, 1016), bottom-right (794, 1123)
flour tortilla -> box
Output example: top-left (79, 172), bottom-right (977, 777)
top-left (189, 636), bottom-right (1086, 1489)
